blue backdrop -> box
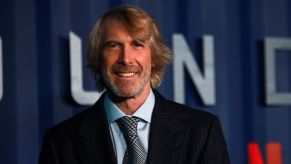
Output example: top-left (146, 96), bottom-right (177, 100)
top-left (0, 0), bottom-right (291, 163)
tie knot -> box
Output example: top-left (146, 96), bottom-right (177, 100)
top-left (116, 116), bottom-right (141, 142)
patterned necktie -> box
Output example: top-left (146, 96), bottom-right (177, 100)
top-left (116, 116), bottom-right (146, 164)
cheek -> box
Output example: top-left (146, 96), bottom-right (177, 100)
top-left (102, 54), bottom-right (115, 68)
top-left (139, 49), bottom-right (152, 65)
top-left (145, 53), bottom-right (152, 68)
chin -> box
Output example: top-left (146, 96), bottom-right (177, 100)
top-left (112, 88), bottom-right (141, 98)
top-left (102, 72), bottom-right (150, 98)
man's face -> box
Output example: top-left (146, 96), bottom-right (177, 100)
top-left (101, 20), bottom-right (152, 98)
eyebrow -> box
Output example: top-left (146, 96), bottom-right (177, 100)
top-left (135, 38), bottom-right (147, 42)
top-left (133, 37), bottom-right (151, 45)
top-left (104, 38), bottom-right (149, 45)
top-left (103, 39), bottom-right (122, 45)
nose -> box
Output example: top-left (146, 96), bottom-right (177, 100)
top-left (118, 45), bottom-right (133, 65)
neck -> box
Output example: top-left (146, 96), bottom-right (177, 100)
top-left (108, 88), bottom-right (151, 115)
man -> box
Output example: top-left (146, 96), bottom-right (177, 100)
top-left (39, 5), bottom-right (230, 164)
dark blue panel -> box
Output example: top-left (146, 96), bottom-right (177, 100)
top-left (0, 1), bottom-right (17, 164)
top-left (0, 0), bottom-right (291, 163)
top-left (36, 0), bottom-right (53, 143)
top-left (14, 0), bottom-right (39, 163)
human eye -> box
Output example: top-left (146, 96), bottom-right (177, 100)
top-left (132, 40), bottom-right (145, 48)
top-left (105, 41), bottom-right (120, 49)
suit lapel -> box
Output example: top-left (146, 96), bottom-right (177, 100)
top-left (72, 95), bottom-right (117, 164)
top-left (147, 91), bottom-right (187, 164)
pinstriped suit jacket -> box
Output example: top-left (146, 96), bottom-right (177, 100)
top-left (39, 90), bottom-right (230, 164)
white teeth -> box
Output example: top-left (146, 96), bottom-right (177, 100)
top-left (118, 72), bottom-right (135, 77)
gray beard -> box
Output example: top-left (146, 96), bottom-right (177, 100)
top-left (101, 70), bottom-right (151, 98)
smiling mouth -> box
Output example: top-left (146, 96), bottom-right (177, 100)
top-left (117, 72), bottom-right (136, 77)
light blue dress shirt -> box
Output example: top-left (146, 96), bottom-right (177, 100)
top-left (104, 90), bottom-right (155, 164)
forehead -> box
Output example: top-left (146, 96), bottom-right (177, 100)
top-left (104, 20), bottom-right (129, 36)
top-left (102, 17), bottom-right (151, 40)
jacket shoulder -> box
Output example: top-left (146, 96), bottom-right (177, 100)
top-left (155, 91), bottom-right (216, 122)
top-left (47, 94), bottom-right (105, 135)
top-left (46, 107), bottom-right (95, 136)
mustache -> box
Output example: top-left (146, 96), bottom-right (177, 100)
top-left (112, 65), bottom-right (141, 73)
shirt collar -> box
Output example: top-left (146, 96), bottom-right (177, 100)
top-left (104, 89), bottom-right (155, 124)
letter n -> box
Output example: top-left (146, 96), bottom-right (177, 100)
top-left (248, 142), bottom-right (282, 164)
top-left (173, 34), bottom-right (215, 105)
